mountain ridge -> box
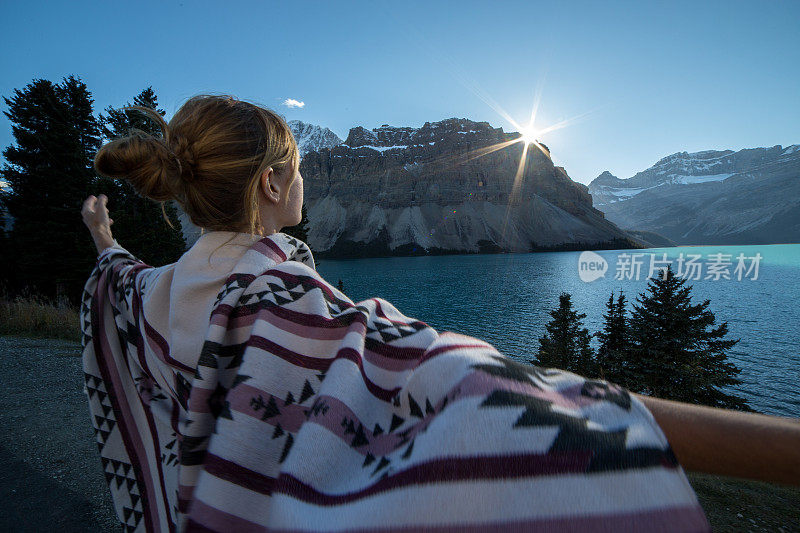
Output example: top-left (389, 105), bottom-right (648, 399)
top-left (588, 144), bottom-right (800, 245)
top-left (299, 118), bottom-right (637, 256)
top-left (288, 120), bottom-right (342, 157)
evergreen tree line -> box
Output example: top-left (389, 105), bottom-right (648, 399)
top-left (535, 266), bottom-right (751, 411)
top-left (0, 75), bottom-right (310, 306)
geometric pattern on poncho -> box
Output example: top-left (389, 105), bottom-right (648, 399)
top-left (81, 232), bottom-right (710, 533)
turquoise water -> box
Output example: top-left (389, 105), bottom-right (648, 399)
top-left (316, 244), bottom-right (800, 418)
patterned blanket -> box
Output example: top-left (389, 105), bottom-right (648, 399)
top-left (80, 232), bottom-right (709, 532)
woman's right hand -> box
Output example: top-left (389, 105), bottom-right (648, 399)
top-left (82, 194), bottom-right (116, 254)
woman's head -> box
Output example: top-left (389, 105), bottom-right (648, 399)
top-left (93, 95), bottom-right (302, 236)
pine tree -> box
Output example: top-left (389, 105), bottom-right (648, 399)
top-left (627, 266), bottom-right (750, 410)
top-left (595, 291), bottom-right (631, 385)
top-left (1, 76), bottom-right (101, 303)
top-left (282, 203), bottom-right (310, 243)
top-left (535, 293), bottom-right (596, 375)
top-left (98, 87), bottom-right (186, 265)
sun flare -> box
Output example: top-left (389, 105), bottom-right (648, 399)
top-left (519, 124), bottom-right (539, 145)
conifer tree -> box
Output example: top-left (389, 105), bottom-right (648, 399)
top-left (535, 293), bottom-right (596, 375)
top-left (627, 266), bottom-right (750, 410)
top-left (595, 291), bottom-right (630, 384)
top-left (1, 76), bottom-right (100, 303)
top-left (98, 87), bottom-right (186, 265)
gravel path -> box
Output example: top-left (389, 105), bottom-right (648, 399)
top-left (0, 336), bottom-right (117, 531)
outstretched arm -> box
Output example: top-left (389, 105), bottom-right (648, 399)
top-left (635, 393), bottom-right (800, 486)
top-left (81, 194), bottom-right (116, 254)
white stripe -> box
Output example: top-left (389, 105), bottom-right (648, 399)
top-left (264, 468), bottom-right (701, 530)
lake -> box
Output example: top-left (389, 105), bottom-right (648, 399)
top-left (316, 244), bottom-right (800, 418)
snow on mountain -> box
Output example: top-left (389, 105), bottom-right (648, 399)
top-left (590, 145), bottom-right (800, 207)
top-left (288, 120), bottom-right (343, 158)
top-left (588, 144), bottom-right (800, 245)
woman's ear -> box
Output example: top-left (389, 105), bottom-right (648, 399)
top-left (260, 167), bottom-right (281, 204)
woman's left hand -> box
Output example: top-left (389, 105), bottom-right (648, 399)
top-left (82, 194), bottom-right (116, 253)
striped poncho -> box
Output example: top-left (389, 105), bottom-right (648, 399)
top-left (80, 232), bottom-right (709, 532)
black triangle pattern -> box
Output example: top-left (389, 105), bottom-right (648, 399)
top-left (279, 433), bottom-right (294, 463)
top-left (86, 372), bottom-right (116, 451)
top-left (408, 394), bottom-right (423, 418)
top-left (366, 317), bottom-right (426, 343)
top-left (298, 380), bottom-right (315, 404)
top-left (101, 456), bottom-right (142, 513)
top-left (371, 456), bottom-right (391, 477)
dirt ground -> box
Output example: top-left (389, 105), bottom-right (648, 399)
top-left (0, 335), bottom-right (797, 532)
top-left (0, 336), bottom-right (117, 531)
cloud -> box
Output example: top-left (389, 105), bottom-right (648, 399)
top-left (282, 98), bottom-right (305, 109)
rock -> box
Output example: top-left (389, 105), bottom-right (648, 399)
top-left (300, 118), bottom-right (632, 256)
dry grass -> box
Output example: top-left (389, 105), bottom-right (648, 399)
top-left (0, 289), bottom-right (80, 342)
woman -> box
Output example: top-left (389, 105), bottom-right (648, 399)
top-left (79, 95), bottom-right (794, 532)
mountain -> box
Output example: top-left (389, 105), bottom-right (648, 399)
top-left (288, 120), bottom-right (343, 157)
top-left (299, 118), bottom-right (636, 257)
top-left (588, 145), bottom-right (800, 245)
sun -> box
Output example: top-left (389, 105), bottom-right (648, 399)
top-left (519, 124), bottom-right (539, 145)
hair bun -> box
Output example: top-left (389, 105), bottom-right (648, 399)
top-left (94, 132), bottom-right (182, 202)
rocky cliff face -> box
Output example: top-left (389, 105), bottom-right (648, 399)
top-left (589, 145), bottom-right (800, 245)
top-left (300, 118), bottom-right (632, 255)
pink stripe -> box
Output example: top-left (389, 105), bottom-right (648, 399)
top-left (253, 303), bottom-right (361, 329)
top-left (241, 338), bottom-right (398, 401)
top-left (363, 337), bottom-right (427, 360)
top-left (204, 453), bottom-right (276, 495)
top-left (238, 304), bottom-right (369, 341)
top-left (363, 345), bottom-right (421, 372)
top-left (456, 372), bottom-right (601, 411)
top-left (336, 347), bottom-right (399, 401)
top-left (253, 238), bottom-right (287, 262)
top-left (228, 385), bottom-right (310, 432)
top-left (267, 505), bottom-right (709, 533)
top-left (178, 483), bottom-right (194, 513)
top-left (210, 304), bottom-right (235, 325)
top-left (221, 301), bottom-right (357, 329)
top-left (419, 342), bottom-right (497, 366)
top-left (228, 302), bottom-right (428, 364)
top-left (273, 450), bottom-right (593, 506)
top-left (187, 498), bottom-right (267, 533)
top-left (247, 335), bottom-right (332, 371)
top-left (188, 385), bottom-right (216, 413)
top-left (304, 395), bottom-right (409, 456)
top-left (236, 307), bottom-right (420, 374)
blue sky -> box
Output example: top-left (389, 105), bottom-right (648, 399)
top-left (1, 0), bottom-right (798, 184)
